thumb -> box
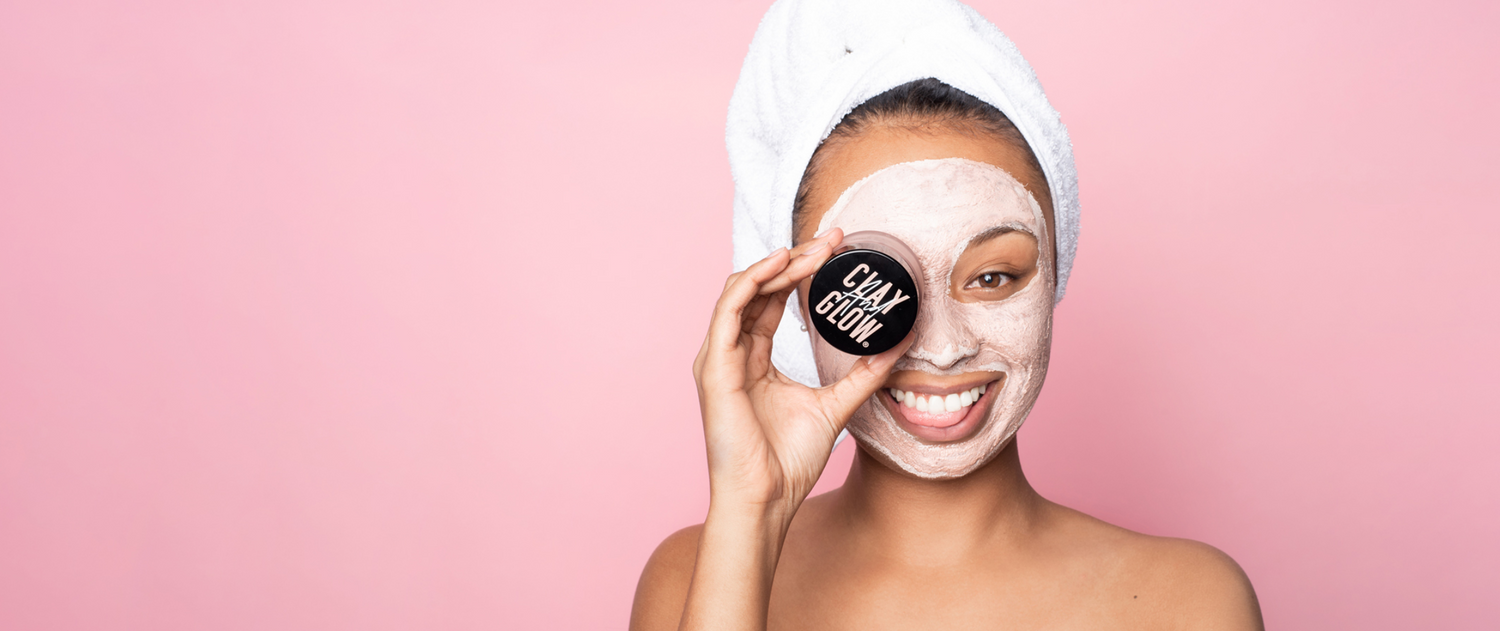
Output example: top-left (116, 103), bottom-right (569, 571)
top-left (820, 333), bottom-right (915, 427)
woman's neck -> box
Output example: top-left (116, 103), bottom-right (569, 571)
top-left (833, 438), bottom-right (1044, 565)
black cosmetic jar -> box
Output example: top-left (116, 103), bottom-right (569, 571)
top-left (806, 231), bottom-right (923, 356)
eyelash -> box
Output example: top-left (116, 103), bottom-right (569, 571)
top-left (967, 271), bottom-right (1014, 290)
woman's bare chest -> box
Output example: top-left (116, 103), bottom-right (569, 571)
top-left (764, 552), bottom-right (1152, 631)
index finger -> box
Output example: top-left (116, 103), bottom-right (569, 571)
top-left (757, 228), bottom-right (843, 296)
top-left (705, 248), bottom-right (790, 354)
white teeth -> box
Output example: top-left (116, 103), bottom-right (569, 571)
top-left (944, 394), bottom-right (961, 412)
top-left (893, 386), bottom-right (991, 414)
top-left (979, 383), bottom-right (987, 394)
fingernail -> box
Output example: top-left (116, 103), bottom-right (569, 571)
top-left (800, 242), bottom-right (828, 256)
top-left (813, 228), bottom-right (833, 239)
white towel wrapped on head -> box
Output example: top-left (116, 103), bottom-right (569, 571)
top-left (728, 0), bottom-right (1080, 390)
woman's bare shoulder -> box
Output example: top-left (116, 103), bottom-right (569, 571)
top-left (1120, 533), bottom-right (1262, 629)
top-left (1044, 504), bottom-right (1264, 630)
top-left (629, 524), bottom-right (701, 631)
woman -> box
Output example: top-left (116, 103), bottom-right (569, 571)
top-left (633, 1), bottom-right (1262, 629)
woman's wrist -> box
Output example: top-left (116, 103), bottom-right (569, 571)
top-left (706, 495), bottom-right (797, 538)
top-left (707, 475), bottom-right (810, 525)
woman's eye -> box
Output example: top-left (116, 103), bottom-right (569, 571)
top-left (972, 272), bottom-right (1011, 289)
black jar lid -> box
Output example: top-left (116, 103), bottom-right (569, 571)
top-left (806, 231), bottom-right (922, 356)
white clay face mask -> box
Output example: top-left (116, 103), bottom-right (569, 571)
top-left (805, 158), bottom-right (1055, 479)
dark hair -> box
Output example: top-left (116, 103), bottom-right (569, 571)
top-left (792, 78), bottom-right (1052, 242)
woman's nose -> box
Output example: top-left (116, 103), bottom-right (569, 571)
top-left (908, 301), bottom-right (978, 370)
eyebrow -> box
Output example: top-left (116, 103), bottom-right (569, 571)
top-left (967, 224), bottom-right (1034, 247)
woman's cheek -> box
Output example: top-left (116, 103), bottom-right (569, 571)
top-left (812, 337), bottom-right (861, 386)
top-left (970, 290), bottom-right (1052, 356)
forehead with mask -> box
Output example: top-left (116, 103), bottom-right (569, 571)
top-left (793, 80), bottom-right (1057, 479)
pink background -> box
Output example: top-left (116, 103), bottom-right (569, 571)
top-left (2, 0), bottom-right (1497, 629)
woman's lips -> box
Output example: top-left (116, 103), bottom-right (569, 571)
top-left (886, 383), bottom-right (988, 428)
top-left (876, 379), bottom-right (1002, 443)
top-left (878, 378), bottom-right (1002, 442)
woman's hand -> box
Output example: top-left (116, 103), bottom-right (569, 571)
top-left (692, 228), bottom-right (911, 519)
top-left (678, 229), bottom-right (910, 631)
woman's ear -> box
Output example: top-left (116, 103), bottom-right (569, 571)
top-left (795, 284), bottom-right (825, 348)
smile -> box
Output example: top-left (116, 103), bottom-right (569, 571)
top-left (879, 378), bottom-right (1001, 437)
top-left (888, 384), bottom-right (986, 413)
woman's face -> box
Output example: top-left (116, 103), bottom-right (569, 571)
top-left (796, 126), bottom-right (1056, 479)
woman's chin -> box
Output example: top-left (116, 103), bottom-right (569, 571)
top-left (878, 378), bottom-right (1002, 444)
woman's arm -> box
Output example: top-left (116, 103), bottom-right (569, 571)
top-left (631, 230), bottom-right (908, 631)
top-left (678, 502), bottom-right (790, 630)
